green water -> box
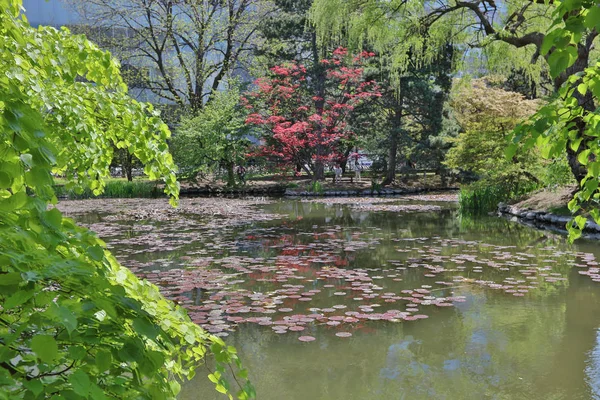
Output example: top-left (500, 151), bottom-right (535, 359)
top-left (76, 197), bottom-right (600, 399)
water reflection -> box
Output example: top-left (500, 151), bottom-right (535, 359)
top-left (72, 196), bottom-right (600, 399)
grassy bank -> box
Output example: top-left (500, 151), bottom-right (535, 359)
top-left (459, 182), bottom-right (539, 213)
top-left (54, 179), bottom-right (161, 199)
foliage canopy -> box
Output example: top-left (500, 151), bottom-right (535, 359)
top-left (446, 77), bottom-right (543, 181)
top-left (172, 84), bottom-right (251, 184)
top-left (310, 0), bottom-right (600, 240)
top-left (243, 48), bottom-right (381, 179)
top-left (0, 1), bottom-right (252, 398)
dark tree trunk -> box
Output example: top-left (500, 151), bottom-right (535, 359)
top-left (553, 43), bottom-right (593, 183)
top-left (311, 31), bottom-right (327, 181)
top-left (121, 151), bottom-right (134, 182)
top-left (438, 166), bottom-right (447, 187)
top-left (341, 146), bottom-right (353, 174)
top-left (226, 162), bottom-right (235, 187)
top-left (313, 162), bottom-right (325, 181)
top-left (382, 130), bottom-right (398, 186)
top-left (382, 97), bottom-right (403, 186)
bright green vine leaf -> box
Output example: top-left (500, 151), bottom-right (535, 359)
top-left (30, 336), bottom-right (58, 363)
top-left (0, 1), bottom-right (254, 398)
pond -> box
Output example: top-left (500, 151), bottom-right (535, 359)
top-left (59, 194), bottom-right (600, 400)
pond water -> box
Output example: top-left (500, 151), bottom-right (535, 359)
top-left (62, 195), bottom-right (600, 399)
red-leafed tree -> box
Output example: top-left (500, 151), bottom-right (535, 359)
top-left (242, 48), bottom-right (381, 180)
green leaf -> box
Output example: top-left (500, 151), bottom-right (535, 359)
top-left (43, 208), bottom-right (63, 229)
top-left (541, 29), bottom-right (560, 55)
top-left (570, 137), bottom-right (583, 151)
top-left (169, 381), bottom-right (181, 396)
top-left (132, 317), bottom-right (159, 339)
top-left (591, 208), bottom-right (600, 224)
top-left (504, 143), bottom-right (518, 160)
top-left (48, 304), bottom-right (78, 334)
top-left (0, 368), bottom-right (12, 386)
top-left (568, 197), bottom-right (581, 213)
top-left (208, 373), bottom-right (219, 384)
top-left (0, 172), bottom-right (13, 189)
top-left (96, 350), bottom-right (112, 372)
top-left (68, 370), bottom-right (92, 396)
top-left (591, 161), bottom-right (600, 178)
top-left (30, 335), bottom-right (58, 363)
top-left (117, 340), bottom-right (143, 362)
top-left (574, 215), bottom-right (587, 230)
top-left (4, 289), bottom-right (34, 309)
top-left (23, 380), bottom-right (43, 396)
top-left (584, 178), bottom-right (599, 196)
top-left (565, 16), bottom-right (585, 33)
top-left (584, 6), bottom-right (600, 29)
top-left (578, 149), bottom-right (591, 165)
top-left (68, 346), bottom-right (86, 361)
top-left (215, 384), bottom-right (228, 394)
top-left (548, 47), bottom-right (578, 78)
top-left (0, 272), bottom-right (23, 286)
top-left (87, 245), bottom-right (104, 261)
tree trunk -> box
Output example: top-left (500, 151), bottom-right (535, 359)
top-left (382, 131), bottom-right (398, 186)
top-left (313, 161), bottom-right (325, 181)
top-left (226, 162), bottom-right (235, 187)
top-left (123, 152), bottom-right (134, 182)
top-left (438, 166), bottom-right (447, 187)
top-left (341, 146), bottom-right (353, 174)
top-left (311, 31), bottom-right (327, 182)
top-left (382, 100), bottom-right (403, 186)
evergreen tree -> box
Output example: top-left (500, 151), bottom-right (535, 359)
top-left (364, 45), bottom-right (455, 185)
top-left (256, 0), bottom-right (316, 67)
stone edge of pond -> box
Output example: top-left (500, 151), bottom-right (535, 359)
top-left (284, 187), bottom-right (459, 197)
top-left (497, 202), bottom-right (600, 238)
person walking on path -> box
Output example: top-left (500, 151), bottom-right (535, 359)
top-left (354, 160), bottom-right (361, 182)
top-left (334, 165), bottom-right (342, 184)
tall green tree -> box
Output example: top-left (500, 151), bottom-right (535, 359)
top-left (309, 0), bottom-right (590, 183)
top-left (256, 0), bottom-right (316, 67)
top-left (376, 46), bottom-right (454, 185)
top-left (0, 1), bottom-right (252, 398)
top-left (172, 84), bottom-right (251, 186)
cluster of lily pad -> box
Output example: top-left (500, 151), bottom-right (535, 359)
top-left (57, 196), bottom-right (600, 343)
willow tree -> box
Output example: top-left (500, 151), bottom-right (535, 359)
top-left (311, 0), bottom-right (600, 240)
top-left (310, 0), bottom-right (591, 180)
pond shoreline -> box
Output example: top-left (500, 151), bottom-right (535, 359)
top-left (497, 202), bottom-right (600, 238)
top-left (177, 185), bottom-right (459, 198)
top-left (283, 186), bottom-right (459, 197)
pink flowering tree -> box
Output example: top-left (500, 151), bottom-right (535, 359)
top-left (242, 48), bottom-right (381, 180)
